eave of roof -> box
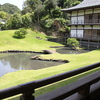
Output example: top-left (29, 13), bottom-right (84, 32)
top-left (61, 0), bottom-right (100, 13)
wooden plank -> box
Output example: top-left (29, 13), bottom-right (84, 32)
top-left (35, 71), bottom-right (100, 100)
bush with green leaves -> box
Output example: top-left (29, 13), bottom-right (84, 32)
top-left (22, 13), bottom-right (32, 28)
top-left (67, 38), bottom-right (79, 47)
top-left (44, 19), bottom-right (54, 29)
top-left (13, 28), bottom-right (28, 38)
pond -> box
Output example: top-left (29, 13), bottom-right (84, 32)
top-left (0, 48), bottom-right (89, 77)
top-left (0, 53), bottom-right (63, 77)
top-left (56, 47), bottom-right (89, 54)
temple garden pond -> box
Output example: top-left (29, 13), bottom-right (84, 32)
top-left (0, 53), bottom-right (63, 77)
top-left (56, 47), bottom-right (89, 54)
top-left (0, 47), bottom-right (89, 77)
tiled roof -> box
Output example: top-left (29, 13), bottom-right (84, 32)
top-left (61, 0), bottom-right (100, 12)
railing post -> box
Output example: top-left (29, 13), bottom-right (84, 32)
top-left (20, 90), bottom-right (35, 100)
top-left (78, 84), bottom-right (90, 100)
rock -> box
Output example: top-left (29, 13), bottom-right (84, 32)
top-left (36, 36), bottom-right (42, 40)
top-left (31, 56), bottom-right (40, 60)
top-left (43, 50), bottom-right (57, 54)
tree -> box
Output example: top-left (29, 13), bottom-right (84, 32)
top-left (26, 0), bottom-right (42, 11)
top-left (52, 6), bottom-right (61, 18)
top-left (22, 13), bottom-right (32, 28)
top-left (0, 11), bottom-right (8, 19)
top-left (72, 1), bottom-right (81, 6)
top-left (11, 13), bottom-right (22, 29)
top-left (44, 0), bottom-right (58, 16)
top-left (20, 0), bottom-right (83, 33)
top-left (3, 18), bottom-right (12, 30)
top-left (33, 4), bottom-right (44, 24)
top-left (0, 3), bottom-right (20, 14)
top-left (22, 0), bottom-right (32, 15)
top-left (25, 0), bottom-right (43, 24)
top-left (58, 0), bottom-right (66, 8)
top-left (44, 19), bottom-right (54, 29)
top-left (21, 7), bottom-right (32, 15)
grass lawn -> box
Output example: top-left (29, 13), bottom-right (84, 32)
top-left (0, 29), bottom-right (63, 52)
top-left (0, 29), bottom-right (100, 100)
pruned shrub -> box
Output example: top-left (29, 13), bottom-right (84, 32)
top-left (13, 28), bottom-right (28, 38)
top-left (67, 38), bottom-right (80, 48)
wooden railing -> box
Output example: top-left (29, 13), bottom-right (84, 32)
top-left (0, 62), bottom-right (100, 100)
top-left (71, 34), bottom-right (100, 41)
top-left (69, 19), bottom-right (100, 25)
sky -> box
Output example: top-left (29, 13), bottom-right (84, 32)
top-left (0, 0), bottom-right (25, 10)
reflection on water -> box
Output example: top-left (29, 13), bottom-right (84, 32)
top-left (56, 47), bottom-right (89, 54)
top-left (0, 53), bottom-right (62, 77)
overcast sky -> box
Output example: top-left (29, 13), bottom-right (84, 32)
top-left (0, 0), bottom-right (25, 10)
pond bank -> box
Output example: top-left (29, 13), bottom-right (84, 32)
top-left (31, 55), bottom-right (69, 63)
top-left (0, 50), bottom-right (43, 53)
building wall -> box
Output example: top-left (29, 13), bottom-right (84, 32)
top-left (70, 8), bottom-right (100, 39)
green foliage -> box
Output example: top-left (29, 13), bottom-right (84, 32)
top-left (11, 13), bottom-right (22, 29)
top-left (1, 18), bottom-right (12, 30)
top-left (44, 19), bottom-right (54, 29)
top-left (0, 3), bottom-right (20, 14)
top-left (13, 28), bottom-right (28, 38)
top-left (3, 13), bottom-right (22, 30)
top-left (0, 11), bottom-right (8, 19)
top-left (52, 6), bottom-right (61, 18)
top-left (21, 1), bottom-right (32, 15)
top-left (21, 7), bottom-right (32, 15)
top-left (27, 0), bottom-right (42, 10)
top-left (59, 26), bottom-right (70, 33)
top-left (67, 38), bottom-right (79, 47)
top-left (0, 0), bottom-right (83, 31)
top-left (33, 4), bottom-right (45, 24)
top-left (55, 18), bottom-right (67, 26)
top-left (45, 0), bottom-right (58, 12)
top-left (23, 0), bottom-right (83, 32)
top-left (22, 13), bottom-right (32, 28)
top-left (65, 26), bottom-right (70, 33)
top-left (72, 1), bottom-right (81, 6)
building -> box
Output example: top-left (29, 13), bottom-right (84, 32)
top-left (61, 0), bottom-right (100, 49)
top-left (0, 18), bottom-right (6, 24)
top-left (0, 18), bottom-right (6, 31)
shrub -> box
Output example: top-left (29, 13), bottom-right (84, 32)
top-left (44, 19), bottom-right (54, 29)
top-left (67, 38), bottom-right (79, 47)
top-left (13, 28), bottom-right (28, 38)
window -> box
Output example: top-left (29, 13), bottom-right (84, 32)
top-left (98, 14), bottom-right (100, 23)
top-left (89, 14), bottom-right (93, 23)
top-left (85, 14), bottom-right (93, 23)
top-left (97, 30), bottom-right (100, 36)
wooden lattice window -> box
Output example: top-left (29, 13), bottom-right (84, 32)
top-left (97, 30), bottom-right (100, 36)
top-left (98, 14), bottom-right (100, 23)
top-left (89, 14), bottom-right (93, 23)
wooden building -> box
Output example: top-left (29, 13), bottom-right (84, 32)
top-left (61, 0), bottom-right (100, 49)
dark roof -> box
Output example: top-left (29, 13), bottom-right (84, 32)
top-left (61, 0), bottom-right (100, 12)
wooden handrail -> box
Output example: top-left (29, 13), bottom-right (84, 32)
top-left (69, 19), bottom-right (100, 25)
top-left (0, 62), bottom-right (100, 100)
top-left (70, 34), bottom-right (100, 40)
top-left (36, 71), bottom-right (100, 100)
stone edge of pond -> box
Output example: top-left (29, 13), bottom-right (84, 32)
top-left (0, 50), bottom-right (43, 54)
top-left (50, 46), bottom-right (65, 48)
top-left (31, 56), bottom-right (69, 63)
